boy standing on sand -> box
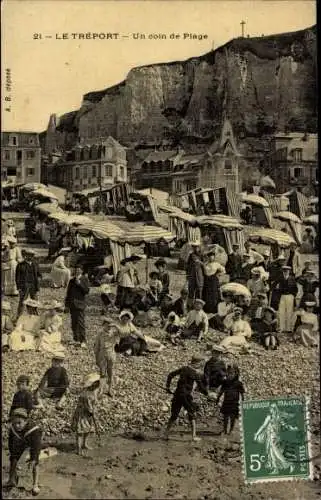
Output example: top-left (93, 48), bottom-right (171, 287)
top-left (164, 356), bottom-right (213, 442)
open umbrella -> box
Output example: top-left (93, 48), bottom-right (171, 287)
top-left (29, 188), bottom-right (59, 201)
top-left (23, 183), bottom-right (47, 191)
top-left (303, 214), bottom-right (318, 227)
top-left (221, 282), bottom-right (251, 297)
top-left (48, 212), bottom-right (92, 226)
top-left (247, 227), bottom-right (295, 248)
top-left (273, 211), bottom-right (302, 224)
top-left (77, 221), bottom-right (124, 241)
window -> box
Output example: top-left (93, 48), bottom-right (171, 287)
top-left (27, 167), bottom-right (35, 176)
top-left (225, 159), bottom-right (233, 171)
top-left (4, 151), bottom-right (10, 160)
top-left (83, 165), bottom-right (88, 178)
top-left (293, 167), bottom-right (303, 178)
top-left (105, 165), bottom-right (113, 177)
top-left (10, 135), bottom-right (17, 146)
top-left (75, 167), bottom-right (80, 179)
top-left (29, 138), bottom-right (34, 144)
top-left (292, 149), bottom-right (303, 161)
top-left (26, 150), bottom-right (35, 159)
top-left (119, 166), bottom-right (125, 178)
top-left (92, 165), bottom-right (97, 177)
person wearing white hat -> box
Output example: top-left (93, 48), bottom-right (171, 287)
top-left (294, 301), bottom-right (319, 348)
top-left (8, 299), bottom-right (43, 352)
top-left (4, 219), bottom-right (17, 239)
top-left (182, 298), bottom-right (208, 341)
top-left (3, 236), bottom-right (22, 297)
top-left (16, 249), bottom-right (40, 317)
top-left (275, 266), bottom-right (298, 334)
top-left (71, 373), bottom-right (101, 455)
top-left (115, 310), bottom-right (148, 356)
top-left (220, 308), bottom-right (252, 350)
top-left (37, 301), bottom-right (65, 356)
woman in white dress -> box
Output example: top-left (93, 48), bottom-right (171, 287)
top-left (3, 237), bottom-right (22, 296)
top-left (50, 252), bottom-right (71, 288)
top-left (36, 301), bottom-right (65, 355)
top-left (220, 308), bottom-right (252, 350)
top-left (294, 301), bottom-right (319, 347)
top-left (9, 299), bottom-right (43, 352)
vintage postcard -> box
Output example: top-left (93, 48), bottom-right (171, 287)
top-left (1, 1), bottom-right (318, 499)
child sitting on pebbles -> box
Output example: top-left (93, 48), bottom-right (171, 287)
top-left (34, 354), bottom-right (69, 410)
top-left (10, 375), bottom-right (34, 418)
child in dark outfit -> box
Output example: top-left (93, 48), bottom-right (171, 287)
top-left (155, 258), bottom-right (170, 302)
top-left (165, 356), bottom-right (213, 441)
top-left (6, 408), bottom-right (42, 496)
top-left (10, 375), bottom-right (34, 418)
top-left (34, 355), bottom-right (69, 409)
top-left (216, 365), bottom-right (245, 435)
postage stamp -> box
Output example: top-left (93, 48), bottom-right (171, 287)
top-left (240, 396), bottom-right (313, 483)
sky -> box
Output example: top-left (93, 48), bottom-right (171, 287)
top-left (1, 0), bottom-right (316, 133)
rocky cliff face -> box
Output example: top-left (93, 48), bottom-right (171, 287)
top-left (50, 25), bottom-right (317, 147)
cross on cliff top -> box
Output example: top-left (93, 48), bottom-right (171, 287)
top-left (240, 20), bottom-right (246, 37)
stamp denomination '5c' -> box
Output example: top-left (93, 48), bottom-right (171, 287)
top-left (240, 397), bottom-right (313, 483)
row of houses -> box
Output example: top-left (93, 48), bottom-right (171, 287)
top-left (1, 121), bottom-right (318, 197)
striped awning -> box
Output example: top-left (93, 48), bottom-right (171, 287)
top-left (48, 212), bottom-right (92, 226)
top-left (168, 209), bottom-right (197, 223)
top-left (35, 203), bottom-right (63, 215)
top-left (273, 211), bottom-right (302, 224)
top-left (247, 227), bottom-right (296, 247)
top-left (197, 214), bottom-right (243, 230)
top-left (120, 225), bottom-right (176, 244)
top-left (78, 220), bottom-right (125, 240)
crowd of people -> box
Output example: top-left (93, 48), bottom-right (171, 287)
top-left (1, 215), bottom-right (319, 495)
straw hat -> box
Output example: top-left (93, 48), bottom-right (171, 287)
top-left (58, 247), bottom-right (72, 255)
top-left (277, 253), bottom-right (286, 260)
top-left (191, 241), bottom-right (201, 246)
top-left (52, 353), bottom-right (65, 361)
top-left (263, 250), bottom-right (270, 257)
top-left (23, 298), bottom-right (41, 308)
top-left (251, 267), bottom-right (261, 275)
top-left (1, 301), bottom-right (11, 311)
top-left (282, 265), bottom-right (291, 271)
top-left (11, 408), bottom-right (28, 419)
top-left (119, 310), bottom-right (134, 321)
top-left (41, 300), bottom-right (64, 310)
top-left (234, 307), bottom-right (243, 314)
top-left (23, 248), bottom-right (36, 256)
top-left (83, 372), bottom-right (100, 389)
top-left (305, 301), bottom-right (316, 307)
top-left (6, 220), bottom-right (14, 227)
top-left (194, 299), bottom-right (205, 307)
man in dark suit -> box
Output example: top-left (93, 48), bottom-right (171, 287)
top-left (226, 244), bottom-right (243, 282)
top-left (15, 249), bottom-right (41, 317)
top-left (65, 265), bottom-right (90, 347)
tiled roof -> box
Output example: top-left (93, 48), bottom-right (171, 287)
top-left (144, 151), bottom-right (178, 163)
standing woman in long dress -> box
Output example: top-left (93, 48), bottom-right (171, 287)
top-left (276, 265), bottom-right (298, 334)
top-left (202, 250), bottom-right (225, 314)
top-left (3, 237), bottom-right (22, 296)
top-left (5, 219), bottom-right (17, 240)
